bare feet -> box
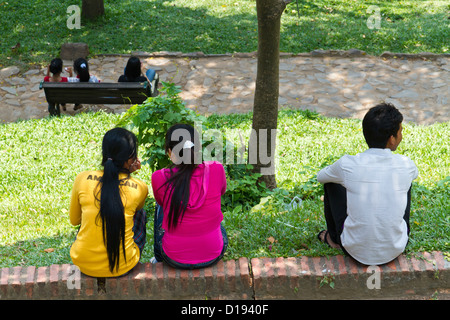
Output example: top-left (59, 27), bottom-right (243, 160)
top-left (317, 230), bottom-right (341, 249)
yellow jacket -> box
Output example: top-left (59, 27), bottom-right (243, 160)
top-left (69, 170), bottom-right (148, 277)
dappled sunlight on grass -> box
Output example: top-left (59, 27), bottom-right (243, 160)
top-left (1, 0), bottom-right (448, 68)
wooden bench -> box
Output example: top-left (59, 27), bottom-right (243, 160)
top-left (39, 74), bottom-right (159, 105)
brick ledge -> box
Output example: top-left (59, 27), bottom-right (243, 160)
top-left (1, 251), bottom-right (448, 300)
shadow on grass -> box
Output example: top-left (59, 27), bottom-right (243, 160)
top-left (1, 0), bottom-right (258, 66)
top-left (0, 178), bottom-right (448, 269)
top-left (0, 232), bottom-right (76, 269)
top-left (2, 0), bottom-right (448, 67)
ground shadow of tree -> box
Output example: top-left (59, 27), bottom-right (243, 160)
top-left (79, 0), bottom-right (259, 55)
top-left (2, 0), bottom-right (447, 67)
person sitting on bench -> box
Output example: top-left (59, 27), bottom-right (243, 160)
top-left (316, 102), bottom-right (418, 265)
top-left (118, 56), bottom-right (156, 86)
top-left (67, 58), bottom-right (100, 110)
top-left (67, 57), bottom-right (100, 83)
top-left (43, 58), bottom-right (68, 116)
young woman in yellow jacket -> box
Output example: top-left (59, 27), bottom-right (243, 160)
top-left (69, 128), bottom-right (148, 277)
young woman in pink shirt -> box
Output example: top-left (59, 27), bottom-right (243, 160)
top-left (151, 124), bottom-right (228, 269)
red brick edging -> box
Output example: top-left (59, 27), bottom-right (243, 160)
top-left (1, 251), bottom-right (448, 300)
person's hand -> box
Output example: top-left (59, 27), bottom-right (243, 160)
top-left (129, 158), bottom-right (141, 173)
top-left (64, 66), bottom-right (73, 76)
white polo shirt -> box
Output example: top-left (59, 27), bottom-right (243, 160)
top-left (317, 148), bottom-right (418, 265)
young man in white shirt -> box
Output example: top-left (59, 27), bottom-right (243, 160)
top-left (316, 103), bottom-right (418, 265)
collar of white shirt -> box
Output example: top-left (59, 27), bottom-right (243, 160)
top-left (365, 148), bottom-right (392, 155)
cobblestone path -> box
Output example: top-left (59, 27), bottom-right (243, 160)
top-left (0, 52), bottom-right (448, 125)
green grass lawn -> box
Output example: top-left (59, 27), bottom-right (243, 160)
top-left (0, 110), bottom-right (448, 268)
top-left (0, 0), bottom-right (449, 268)
top-left (1, 0), bottom-right (449, 69)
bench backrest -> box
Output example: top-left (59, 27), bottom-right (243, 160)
top-left (40, 82), bottom-right (153, 104)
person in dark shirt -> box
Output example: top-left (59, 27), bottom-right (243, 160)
top-left (118, 56), bottom-right (155, 83)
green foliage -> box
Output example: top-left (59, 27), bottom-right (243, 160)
top-left (223, 164), bottom-right (268, 210)
top-left (118, 82), bottom-right (267, 211)
top-left (318, 274), bottom-right (336, 289)
top-left (117, 82), bottom-right (206, 172)
top-left (294, 155), bottom-right (341, 200)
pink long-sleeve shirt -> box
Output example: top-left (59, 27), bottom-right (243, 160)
top-left (151, 161), bottom-right (226, 264)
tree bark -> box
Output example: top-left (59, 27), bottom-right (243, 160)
top-left (82, 0), bottom-right (105, 20)
top-left (250, 0), bottom-right (289, 190)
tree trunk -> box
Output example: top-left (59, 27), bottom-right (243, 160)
top-left (250, 0), bottom-right (289, 190)
top-left (82, 0), bottom-right (105, 20)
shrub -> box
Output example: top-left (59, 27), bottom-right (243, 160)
top-left (117, 82), bottom-right (268, 211)
top-left (117, 82), bottom-right (206, 172)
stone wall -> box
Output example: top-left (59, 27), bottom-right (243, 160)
top-left (1, 251), bottom-right (448, 300)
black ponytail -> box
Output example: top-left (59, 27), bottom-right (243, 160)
top-left (95, 127), bottom-right (138, 273)
top-left (74, 58), bottom-right (90, 82)
top-left (161, 124), bottom-right (201, 231)
top-left (125, 56), bottom-right (142, 81)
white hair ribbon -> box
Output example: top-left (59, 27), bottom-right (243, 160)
top-left (80, 63), bottom-right (87, 68)
top-left (182, 140), bottom-right (195, 149)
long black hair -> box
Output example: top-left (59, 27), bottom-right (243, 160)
top-left (161, 124), bottom-right (201, 231)
top-left (95, 127), bottom-right (138, 273)
top-left (73, 57), bottom-right (91, 82)
top-left (124, 56), bottom-right (142, 81)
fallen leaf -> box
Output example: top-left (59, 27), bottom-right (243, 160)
top-left (44, 248), bottom-right (55, 253)
top-left (267, 236), bottom-right (275, 244)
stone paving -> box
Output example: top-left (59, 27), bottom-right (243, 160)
top-left (0, 52), bottom-right (448, 125)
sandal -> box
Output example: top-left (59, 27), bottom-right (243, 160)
top-left (317, 230), bottom-right (331, 247)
